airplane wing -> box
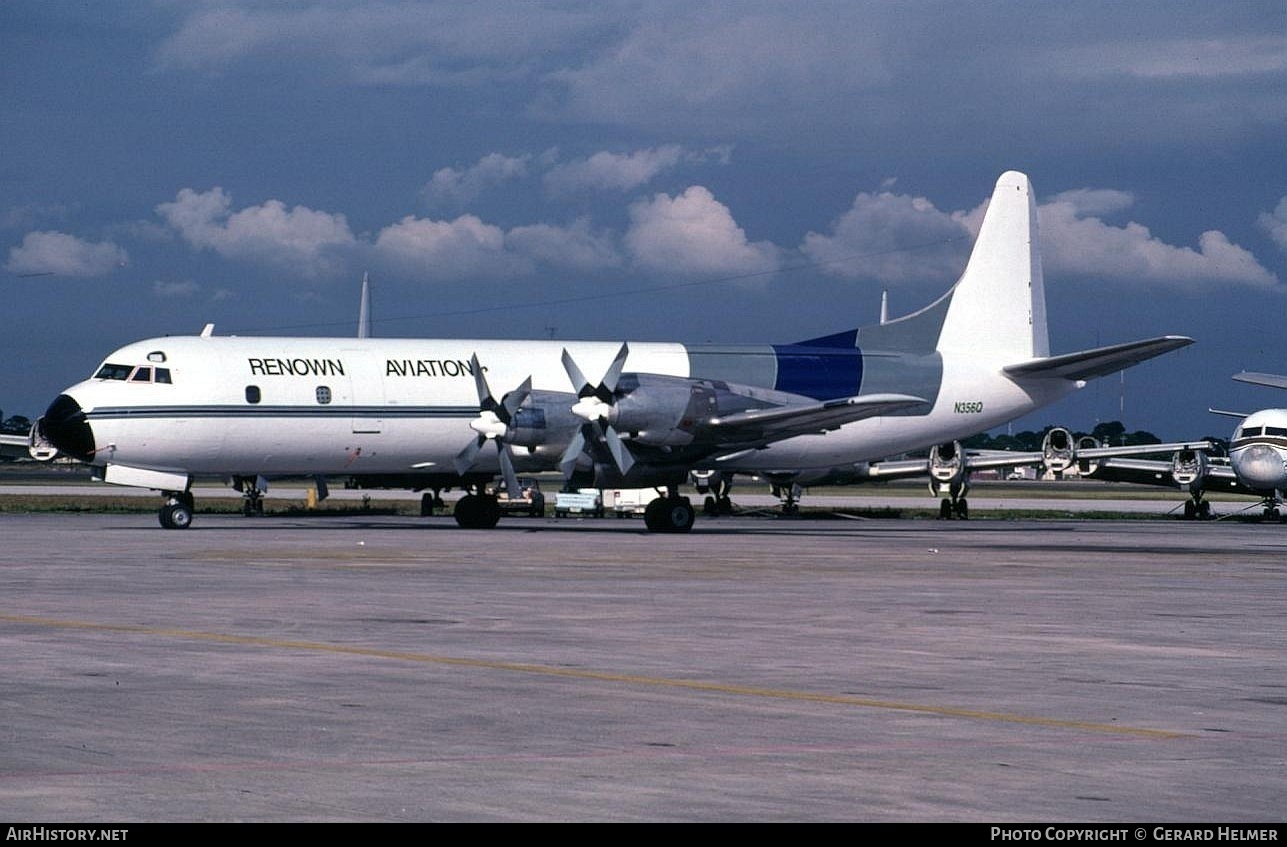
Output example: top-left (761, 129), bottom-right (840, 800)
top-left (1004, 336), bottom-right (1193, 381)
top-left (1083, 456), bottom-right (1252, 495)
top-left (1232, 372), bottom-right (1287, 390)
top-left (0, 432), bottom-right (31, 460)
top-left (706, 393), bottom-right (927, 444)
top-left (847, 440), bottom-right (1213, 481)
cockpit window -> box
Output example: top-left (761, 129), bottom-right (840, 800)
top-left (95, 363), bottom-right (133, 380)
top-left (1242, 426), bottom-right (1264, 437)
top-left (95, 363), bottom-right (174, 384)
top-left (1267, 427), bottom-right (1287, 437)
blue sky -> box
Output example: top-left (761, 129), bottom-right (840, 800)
top-left (3, 1), bottom-right (1285, 440)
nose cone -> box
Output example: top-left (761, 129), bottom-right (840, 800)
top-left (1231, 444), bottom-right (1287, 492)
top-left (37, 394), bottom-right (95, 462)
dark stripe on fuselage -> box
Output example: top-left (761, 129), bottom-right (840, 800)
top-left (86, 405), bottom-right (477, 420)
top-left (772, 330), bottom-right (863, 401)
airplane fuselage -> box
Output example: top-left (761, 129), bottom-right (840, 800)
top-left (1228, 409), bottom-right (1287, 495)
top-left (41, 334), bottom-right (1075, 482)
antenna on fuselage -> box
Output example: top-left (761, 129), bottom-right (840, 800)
top-left (357, 272), bottom-right (372, 339)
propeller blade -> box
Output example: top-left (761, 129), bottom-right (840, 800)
top-left (561, 348), bottom-right (592, 397)
top-left (604, 425), bottom-right (635, 475)
top-left (497, 443), bottom-right (522, 503)
top-left (599, 342), bottom-right (629, 397)
top-left (500, 376), bottom-right (532, 421)
top-left (453, 435), bottom-right (485, 477)
top-left (560, 429), bottom-right (586, 479)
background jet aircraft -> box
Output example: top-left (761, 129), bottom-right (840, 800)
top-left (30, 171), bottom-right (1193, 532)
top-left (1078, 372), bottom-right (1287, 520)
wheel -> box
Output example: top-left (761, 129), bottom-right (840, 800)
top-left (1198, 501), bottom-right (1212, 519)
top-left (644, 497), bottom-right (694, 533)
top-left (454, 494), bottom-right (501, 529)
top-left (703, 496), bottom-right (717, 516)
top-left (954, 498), bottom-right (969, 520)
top-left (159, 502), bottom-right (192, 530)
top-left (664, 498), bottom-right (695, 532)
top-left (717, 496), bottom-right (733, 515)
top-left (939, 499), bottom-right (952, 520)
top-left (420, 492), bottom-right (434, 516)
top-left (1184, 501), bottom-right (1196, 520)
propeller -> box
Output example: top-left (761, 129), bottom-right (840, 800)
top-left (454, 354), bottom-right (531, 497)
top-left (559, 343), bottom-right (635, 478)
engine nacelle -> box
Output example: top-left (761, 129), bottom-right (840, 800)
top-left (1170, 448), bottom-right (1208, 488)
top-left (27, 419), bottom-right (58, 461)
top-left (502, 389), bottom-right (583, 449)
top-left (1042, 427), bottom-right (1074, 474)
top-left (1075, 435), bottom-right (1100, 476)
top-left (928, 441), bottom-right (965, 483)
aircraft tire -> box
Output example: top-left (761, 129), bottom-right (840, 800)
top-left (159, 502), bottom-right (193, 530)
top-left (703, 496), bottom-right (717, 516)
top-left (644, 497), bottom-right (694, 533)
top-left (954, 498), bottom-right (969, 520)
top-left (454, 494), bottom-right (502, 529)
top-left (938, 499), bottom-right (952, 520)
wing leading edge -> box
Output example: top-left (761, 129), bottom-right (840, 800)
top-left (1003, 336), bottom-right (1193, 382)
top-left (707, 393), bottom-right (926, 444)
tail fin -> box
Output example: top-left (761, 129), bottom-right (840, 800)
top-left (935, 171), bottom-right (1048, 360)
top-left (854, 171), bottom-right (1048, 362)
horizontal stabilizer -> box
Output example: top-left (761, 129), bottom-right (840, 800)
top-left (709, 393), bottom-right (926, 443)
top-left (1232, 372), bottom-right (1287, 390)
top-left (1003, 336), bottom-right (1193, 381)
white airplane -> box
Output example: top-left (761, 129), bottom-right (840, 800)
top-left (27, 171), bottom-right (1194, 531)
top-left (1078, 372), bottom-right (1287, 520)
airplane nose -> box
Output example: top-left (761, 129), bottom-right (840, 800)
top-left (1231, 444), bottom-right (1287, 491)
top-left (38, 394), bottom-right (96, 462)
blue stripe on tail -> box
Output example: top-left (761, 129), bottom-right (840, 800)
top-left (772, 330), bottom-right (863, 400)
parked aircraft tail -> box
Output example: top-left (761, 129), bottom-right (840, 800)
top-left (855, 171), bottom-right (1048, 363)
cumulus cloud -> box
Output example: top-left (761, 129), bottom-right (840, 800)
top-left (156, 188), bottom-right (356, 278)
top-left (375, 214), bottom-right (523, 280)
top-left (1039, 195), bottom-right (1277, 289)
top-left (801, 184), bottom-right (1278, 291)
top-left (506, 219), bottom-right (621, 271)
top-left (375, 213), bottom-right (622, 279)
top-left (544, 145), bottom-right (729, 195)
top-left (800, 191), bottom-right (972, 285)
top-left (4, 231), bottom-right (127, 277)
top-left (1258, 198), bottom-right (1287, 253)
top-left (625, 186), bottom-right (778, 277)
top-left (423, 153), bottom-right (531, 208)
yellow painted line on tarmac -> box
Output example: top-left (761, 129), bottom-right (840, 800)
top-left (1, 612), bottom-right (1188, 739)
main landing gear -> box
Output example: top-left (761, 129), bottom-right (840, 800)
top-left (932, 480), bottom-right (969, 520)
top-left (1181, 495), bottom-right (1213, 520)
top-left (453, 487), bottom-right (502, 529)
top-left (771, 483), bottom-right (803, 516)
top-left (232, 475), bottom-right (266, 516)
top-left (643, 489), bottom-right (695, 533)
top-left (158, 491), bottom-right (195, 529)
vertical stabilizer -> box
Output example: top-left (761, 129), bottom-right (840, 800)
top-left (935, 171), bottom-right (1048, 361)
top-left (358, 272), bottom-right (372, 339)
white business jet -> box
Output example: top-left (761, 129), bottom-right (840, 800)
top-left (1080, 372), bottom-right (1287, 520)
top-left (28, 171), bottom-right (1193, 531)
